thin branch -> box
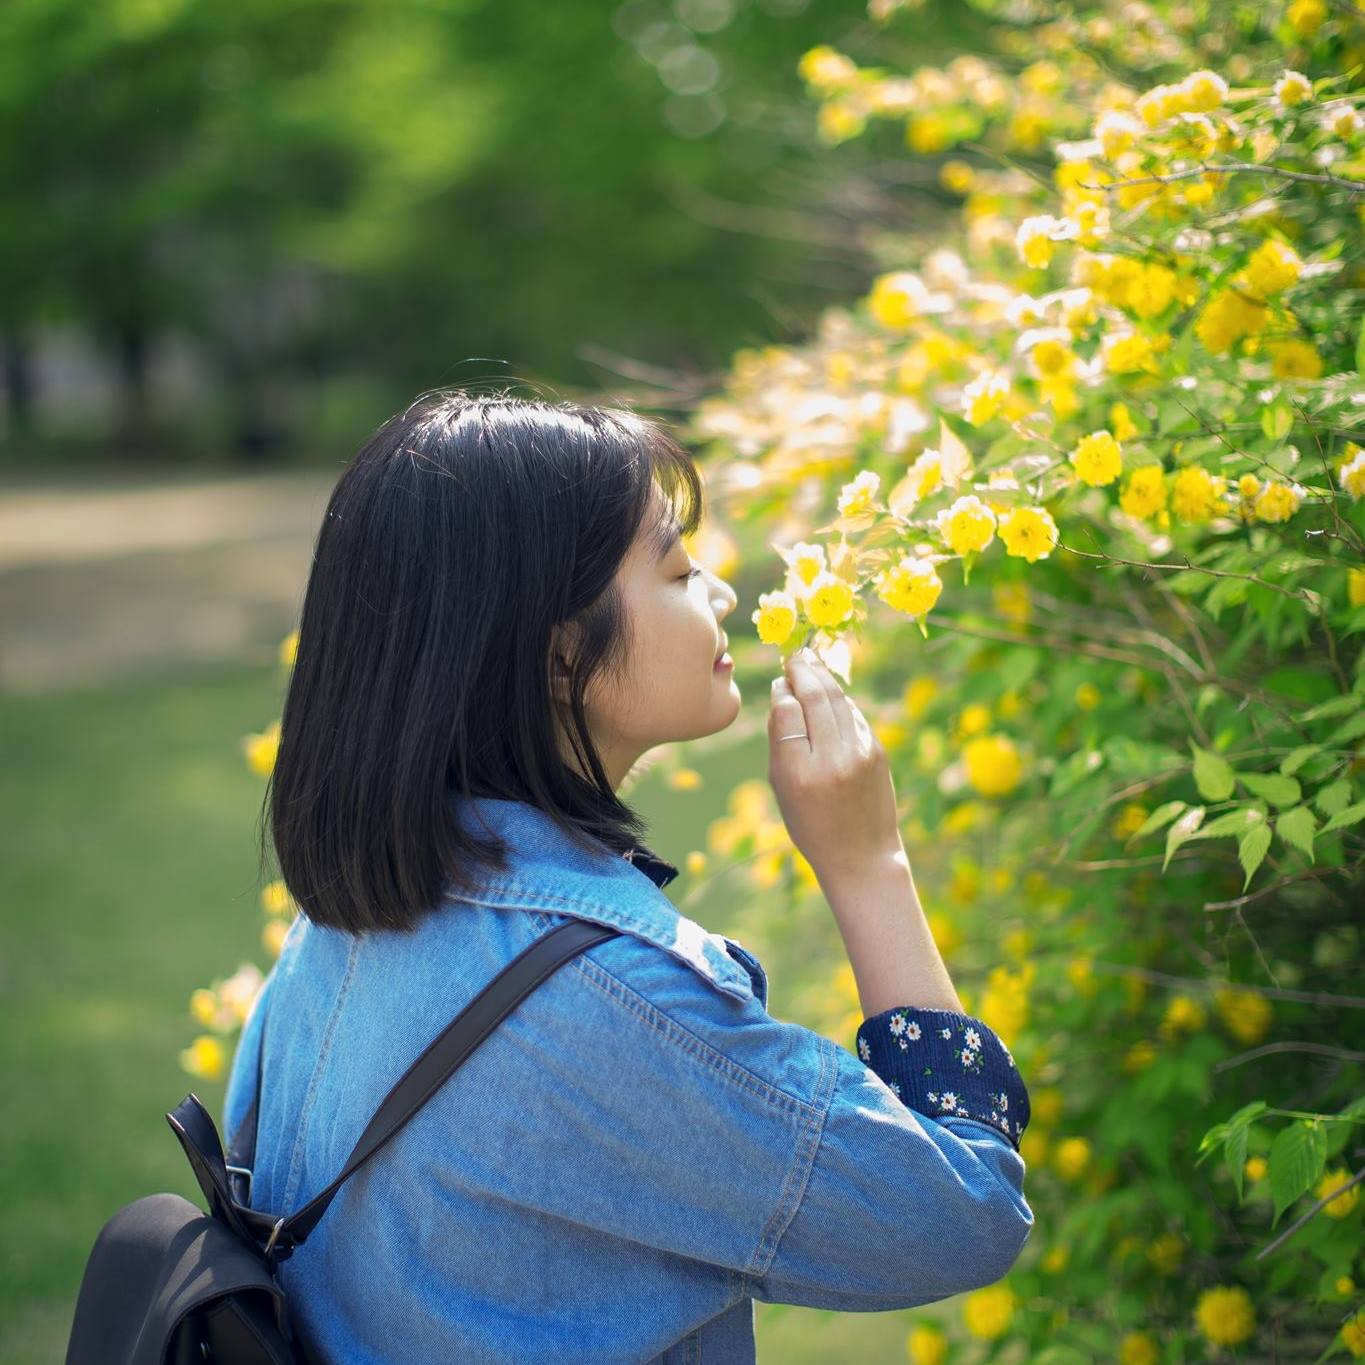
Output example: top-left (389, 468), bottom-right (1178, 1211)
top-left (1088, 960), bottom-right (1365, 1009)
top-left (1080, 161), bottom-right (1365, 195)
top-left (1213, 1041), bottom-right (1365, 1074)
top-left (1256, 1167), bottom-right (1365, 1261)
top-left (1203, 866), bottom-right (1355, 912)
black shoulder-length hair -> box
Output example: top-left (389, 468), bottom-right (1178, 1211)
top-left (260, 387), bottom-right (702, 934)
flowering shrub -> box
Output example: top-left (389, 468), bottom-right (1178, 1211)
top-left (187, 0), bottom-right (1364, 1356)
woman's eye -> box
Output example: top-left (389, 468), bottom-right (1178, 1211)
top-left (680, 565), bottom-right (702, 581)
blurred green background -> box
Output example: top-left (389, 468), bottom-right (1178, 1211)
top-left (0, 0), bottom-right (981, 1357)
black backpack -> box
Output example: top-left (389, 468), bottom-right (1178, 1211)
top-left (65, 918), bottom-right (621, 1365)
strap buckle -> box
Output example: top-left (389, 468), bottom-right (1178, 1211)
top-left (224, 1162), bottom-right (253, 1203)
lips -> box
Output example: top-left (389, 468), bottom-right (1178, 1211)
top-left (714, 637), bottom-right (728, 663)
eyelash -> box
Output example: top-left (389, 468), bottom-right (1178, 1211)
top-left (680, 565), bottom-right (702, 582)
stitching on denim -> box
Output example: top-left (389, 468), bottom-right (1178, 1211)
top-left (746, 1033), bottom-right (837, 1277)
top-left (450, 890), bottom-right (753, 1002)
top-left (281, 934), bottom-right (361, 1210)
top-left (567, 953), bottom-right (817, 1118)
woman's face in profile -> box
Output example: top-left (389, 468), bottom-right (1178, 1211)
top-left (555, 493), bottom-right (741, 790)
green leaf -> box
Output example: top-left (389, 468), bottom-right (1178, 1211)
top-left (1227, 1122), bottom-right (1250, 1202)
top-left (1320, 799), bottom-right (1365, 835)
top-left (1190, 806), bottom-right (1266, 841)
top-left (1050, 747), bottom-right (1105, 798)
top-left (1260, 402), bottom-right (1293, 442)
top-left (1275, 805), bottom-right (1318, 861)
top-left (1238, 771), bottom-right (1302, 808)
top-left (1131, 800), bottom-right (1187, 840)
top-left (1330, 712), bottom-right (1365, 746)
top-left (1269, 1120), bottom-right (1328, 1227)
top-left (1356, 307), bottom-right (1365, 375)
top-left (1302, 695), bottom-right (1359, 723)
top-left (1164, 805), bottom-right (1206, 871)
top-left (1280, 744), bottom-right (1323, 776)
top-left (1316, 779), bottom-right (1354, 816)
top-left (1239, 821), bottom-right (1273, 889)
top-left (1190, 741), bottom-right (1236, 801)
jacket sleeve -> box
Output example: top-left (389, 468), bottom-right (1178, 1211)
top-left (511, 927), bottom-right (1036, 1314)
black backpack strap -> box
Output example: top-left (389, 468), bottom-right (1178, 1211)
top-left (243, 916), bottom-right (620, 1265)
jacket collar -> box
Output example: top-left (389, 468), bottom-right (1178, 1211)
top-left (447, 794), bottom-right (752, 1003)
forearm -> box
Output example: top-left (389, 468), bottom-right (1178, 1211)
top-left (821, 848), bottom-right (965, 1018)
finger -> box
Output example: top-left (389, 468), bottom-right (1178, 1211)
top-left (804, 652), bottom-right (857, 750)
top-left (768, 678), bottom-right (812, 754)
top-left (783, 652), bottom-right (842, 754)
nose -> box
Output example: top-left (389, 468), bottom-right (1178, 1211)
top-left (709, 569), bottom-right (737, 619)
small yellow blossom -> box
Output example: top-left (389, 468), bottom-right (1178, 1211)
top-left (1215, 986), bottom-right (1273, 1044)
top-left (1268, 337), bottom-right (1323, 379)
top-left (1147, 1232), bottom-right (1185, 1275)
top-left (875, 557), bottom-right (943, 621)
top-left (262, 918), bottom-right (290, 957)
top-left (838, 470), bottom-right (881, 517)
top-left (1070, 430), bottom-right (1124, 487)
top-left (685, 849), bottom-right (708, 877)
top-left (1245, 1155), bottom-right (1268, 1182)
top-left (1075, 681), bottom-right (1101, 710)
top-left (1349, 567), bottom-right (1365, 607)
top-left (1195, 289), bottom-right (1271, 353)
top-left (1017, 214), bottom-right (1062, 268)
top-left (1110, 402), bottom-right (1139, 441)
top-left (804, 572), bottom-right (856, 628)
top-left (1019, 1128), bottom-right (1049, 1165)
top-left (667, 768), bottom-right (703, 792)
top-left (1041, 1243), bottom-right (1069, 1273)
top-left (243, 721), bottom-right (281, 778)
top-left (1243, 239), bottom-right (1304, 297)
top-left (1120, 463), bottom-right (1167, 520)
top-left (1102, 330), bottom-right (1157, 375)
top-left (279, 630), bottom-right (299, 668)
top-left (1123, 1039), bottom-right (1157, 1073)
top-left (956, 702), bottom-right (992, 739)
top-left (1316, 1167), bottom-right (1361, 1218)
top-left (1179, 69), bottom-right (1229, 112)
top-left (1273, 70), bottom-right (1313, 109)
top-left (1253, 480), bottom-right (1304, 523)
top-left (935, 494), bottom-right (997, 554)
top-left (997, 506), bottom-right (1059, 563)
top-left (903, 675), bottom-right (939, 717)
top-left (1337, 449), bottom-right (1365, 500)
top-left (1119, 1331), bottom-right (1160, 1365)
top-left (1112, 802), bottom-right (1148, 839)
top-left (1337, 1275), bottom-right (1356, 1297)
top-left (1238, 473), bottom-right (1261, 499)
top-left (939, 159), bottom-right (975, 194)
top-left (963, 733), bottom-right (1023, 797)
top-left (798, 45), bottom-right (858, 93)
top-left (1195, 1285), bottom-right (1256, 1348)
top-left (261, 879), bottom-right (296, 918)
top-left (1171, 466), bottom-right (1224, 523)
top-left (180, 1034), bottom-right (227, 1082)
top-left (753, 590), bottom-right (799, 646)
top-left (1160, 993), bottom-right (1208, 1038)
top-left (906, 1322), bottom-right (948, 1365)
top-left (1343, 1308), bottom-right (1365, 1358)
top-left (1287, 0), bottom-right (1328, 36)
top-left (868, 272), bottom-right (933, 329)
top-left (962, 1284), bottom-right (1016, 1340)
top-left (1053, 1136), bottom-right (1092, 1181)
top-left (962, 369), bottom-right (1010, 426)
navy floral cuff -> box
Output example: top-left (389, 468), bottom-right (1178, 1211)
top-left (854, 1006), bottom-right (1030, 1151)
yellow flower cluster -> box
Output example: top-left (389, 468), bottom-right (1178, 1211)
top-left (1214, 985), bottom-right (1273, 1044)
top-left (962, 1284), bottom-right (1016, 1339)
top-left (1316, 1168), bottom-right (1361, 1219)
top-left (1070, 429), bottom-right (1123, 486)
top-left (1159, 993), bottom-right (1208, 1039)
top-left (1194, 1285), bottom-right (1256, 1347)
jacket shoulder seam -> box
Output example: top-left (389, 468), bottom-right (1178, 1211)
top-left (565, 947), bottom-right (823, 1121)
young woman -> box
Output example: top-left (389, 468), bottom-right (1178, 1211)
top-left (223, 388), bottom-right (1034, 1364)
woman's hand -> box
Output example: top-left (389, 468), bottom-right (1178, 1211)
top-left (767, 647), bottom-right (905, 887)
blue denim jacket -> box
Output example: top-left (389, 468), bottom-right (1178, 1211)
top-left (223, 795), bottom-right (1034, 1364)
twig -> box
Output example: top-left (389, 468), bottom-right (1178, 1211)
top-left (1203, 866), bottom-right (1354, 912)
top-left (1079, 161), bottom-right (1365, 195)
top-left (1256, 1167), bottom-right (1365, 1261)
top-left (1213, 1041), bottom-right (1365, 1074)
top-left (1088, 960), bottom-right (1365, 1010)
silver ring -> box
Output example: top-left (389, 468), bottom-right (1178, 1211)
top-left (777, 732), bottom-right (809, 742)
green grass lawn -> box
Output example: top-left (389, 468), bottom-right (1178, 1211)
top-left (0, 659), bottom-right (926, 1363)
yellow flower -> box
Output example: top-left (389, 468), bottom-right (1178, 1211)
top-left (1119, 1331), bottom-right (1160, 1365)
top-left (993, 580), bottom-right (1032, 624)
top-left (1017, 214), bottom-right (1061, 268)
top-left (1147, 1232), bottom-right (1185, 1275)
top-left (939, 159), bottom-right (975, 194)
top-left (868, 272), bottom-right (932, 329)
top-left (1041, 1243), bottom-right (1069, 1273)
top-left (260, 879), bottom-right (296, 918)
top-left (838, 470), bottom-right (881, 517)
top-left (1179, 69), bottom-right (1229, 112)
top-left (1337, 1275), bottom-right (1356, 1297)
top-left (189, 988), bottom-right (223, 1029)
top-left (1342, 1308), bottom-right (1365, 1358)
top-left (906, 1322), bottom-right (948, 1365)
top-left (279, 630), bottom-right (299, 668)
top-left (1195, 1286), bottom-right (1256, 1348)
top-left (1031, 1086), bottom-right (1062, 1126)
top-left (1070, 430), bottom-right (1124, 487)
top-left (262, 917), bottom-right (290, 958)
top-left (927, 911), bottom-right (964, 957)
top-left (1287, 0), bottom-right (1328, 36)
top-left (1019, 1128), bottom-right (1049, 1165)
top-left (1052, 1136), bottom-right (1092, 1181)
top-left (805, 572), bottom-right (856, 627)
top-left (667, 768), bottom-right (703, 791)
top-left (956, 702), bottom-right (992, 739)
top-left (1002, 927), bottom-right (1032, 960)
top-left (1238, 473), bottom-right (1261, 499)
top-left (818, 100), bottom-right (865, 145)
top-left (875, 557), bottom-right (943, 620)
top-left (1112, 802), bottom-right (1148, 838)
top-left (997, 506), bottom-right (1059, 563)
top-left (1160, 993), bottom-right (1208, 1039)
top-left (1120, 463), bottom-right (1167, 519)
top-left (1032, 338), bottom-right (1076, 378)
top-left (1195, 289), bottom-right (1271, 353)
top-left (1316, 1167), bottom-right (1361, 1218)
top-left (798, 45), bottom-right (858, 93)
top-left (685, 849), bottom-right (708, 877)
top-left (907, 111), bottom-right (952, 154)
top-left (180, 1034), bottom-right (227, 1082)
top-left (997, 689), bottom-right (1022, 719)
top-left (1110, 402), bottom-right (1140, 441)
top-left (1074, 681), bottom-right (1101, 710)
top-left (1215, 986), bottom-right (1273, 1044)
top-left (1102, 330), bottom-right (1157, 375)
top-left (978, 962), bottom-right (1032, 1045)
top-left (1066, 954), bottom-right (1097, 997)
top-left (1349, 566), bottom-right (1365, 607)
top-left (1242, 239), bottom-right (1304, 297)
top-left (935, 494), bottom-right (997, 554)
top-left (903, 675), bottom-right (940, 717)
top-left (243, 721), bottom-right (281, 777)
top-left (963, 733), bottom-right (1023, 797)
top-left (1127, 262), bottom-right (1178, 319)
top-left (1170, 466), bottom-right (1223, 523)
top-left (1337, 449), bottom-right (1365, 500)
top-left (962, 1284), bottom-right (1016, 1339)
top-left (1244, 1155), bottom-right (1268, 1182)
top-left (753, 590), bottom-right (799, 646)
top-left (1122, 1039), bottom-right (1157, 1073)
top-left (1273, 70), bottom-right (1313, 109)
top-left (1253, 480), bottom-right (1304, 523)
top-left (1268, 337), bottom-right (1323, 378)
top-left (962, 369), bottom-right (1010, 426)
